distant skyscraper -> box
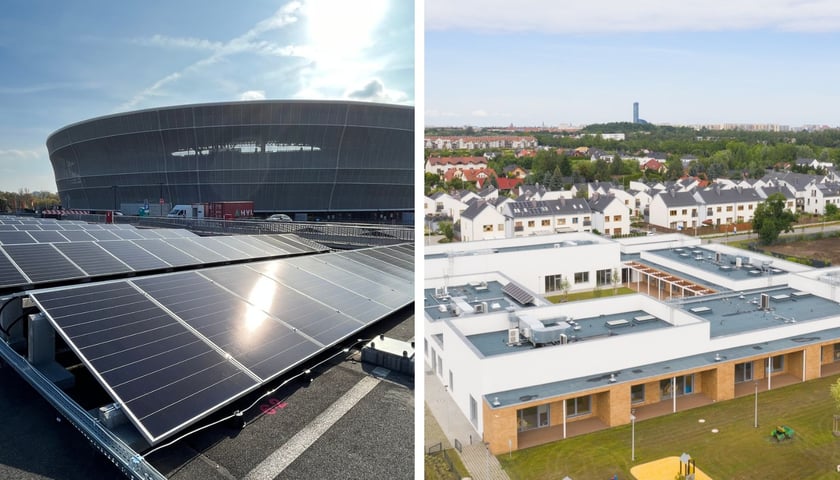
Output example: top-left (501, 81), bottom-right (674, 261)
top-left (633, 102), bottom-right (639, 123)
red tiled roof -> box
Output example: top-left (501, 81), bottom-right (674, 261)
top-left (428, 156), bottom-right (486, 166)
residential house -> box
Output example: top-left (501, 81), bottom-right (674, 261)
top-left (588, 194), bottom-right (631, 237)
top-left (460, 201), bottom-right (508, 242)
top-left (503, 199), bottom-right (592, 237)
top-left (502, 165), bottom-right (528, 179)
top-left (802, 181), bottom-right (840, 215)
top-left (425, 156), bottom-right (488, 175)
top-left (427, 192), bottom-right (470, 222)
top-left (649, 190), bottom-right (701, 230)
top-left (694, 185), bottom-right (762, 226)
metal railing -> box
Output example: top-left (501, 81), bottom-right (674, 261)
top-left (0, 339), bottom-right (166, 480)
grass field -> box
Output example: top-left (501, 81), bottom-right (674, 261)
top-left (499, 374), bottom-right (840, 480)
top-left (546, 286), bottom-right (636, 303)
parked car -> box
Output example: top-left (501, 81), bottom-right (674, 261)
top-left (266, 213), bottom-right (292, 222)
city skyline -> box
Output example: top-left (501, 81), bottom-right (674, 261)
top-left (0, 0), bottom-right (414, 193)
top-left (425, 0), bottom-right (840, 129)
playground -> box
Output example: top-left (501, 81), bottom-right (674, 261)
top-left (630, 456), bottom-right (712, 480)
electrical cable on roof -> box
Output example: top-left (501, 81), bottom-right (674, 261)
top-left (141, 336), bottom-right (374, 459)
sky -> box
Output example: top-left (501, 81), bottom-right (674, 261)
top-left (0, 0), bottom-right (414, 193)
top-left (425, 0), bottom-right (840, 128)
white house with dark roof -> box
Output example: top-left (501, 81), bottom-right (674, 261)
top-left (756, 184), bottom-right (798, 213)
top-left (648, 190), bottom-right (700, 230)
top-left (460, 201), bottom-right (508, 242)
top-left (802, 181), bottom-right (840, 215)
top-left (694, 185), bottom-right (763, 226)
top-left (503, 199), bottom-right (592, 237)
top-left (427, 192), bottom-right (469, 222)
top-left (588, 194), bottom-right (631, 237)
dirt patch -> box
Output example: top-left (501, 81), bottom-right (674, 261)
top-left (761, 236), bottom-right (840, 266)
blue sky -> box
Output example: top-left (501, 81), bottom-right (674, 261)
top-left (425, 0), bottom-right (840, 128)
top-left (0, 0), bottom-right (414, 193)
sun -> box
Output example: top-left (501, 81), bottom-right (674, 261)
top-left (303, 0), bottom-right (388, 60)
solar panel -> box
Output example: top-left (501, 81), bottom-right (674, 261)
top-left (233, 236), bottom-right (288, 256)
top-left (190, 237), bottom-right (250, 261)
top-left (135, 229), bottom-right (164, 239)
top-left (340, 249), bottom-right (413, 282)
top-left (254, 234), bottom-right (311, 254)
top-left (317, 255), bottom-right (410, 295)
top-left (0, 231), bottom-right (35, 245)
top-left (29, 230), bottom-right (69, 243)
top-left (248, 260), bottom-right (394, 321)
top-left (219, 237), bottom-right (275, 257)
top-left (30, 282), bottom-right (259, 444)
top-left (54, 242), bottom-right (133, 276)
top-left (0, 251), bottom-right (28, 287)
top-left (132, 273), bottom-right (321, 381)
top-left (2, 244), bottom-right (86, 283)
top-left (200, 266), bottom-right (365, 345)
top-left (0, 225), bottom-right (18, 231)
top-left (502, 282), bottom-right (535, 305)
top-left (165, 238), bottom-right (230, 264)
top-left (86, 230), bottom-right (121, 241)
top-left (354, 247), bottom-right (413, 272)
top-left (15, 224), bottom-right (43, 231)
top-left (132, 239), bottom-right (200, 267)
top-left (97, 241), bottom-right (171, 271)
top-left (110, 229), bottom-right (144, 240)
top-left (58, 230), bottom-right (97, 242)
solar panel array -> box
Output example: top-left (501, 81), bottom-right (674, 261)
top-left (0, 232), bottom-right (328, 290)
top-left (30, 243), bottom-right (413, 444)
top-left (502, 281), bottom-right (535, 305)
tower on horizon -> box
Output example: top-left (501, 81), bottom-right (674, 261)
top-left (633, 102), bottom-right (639, 124)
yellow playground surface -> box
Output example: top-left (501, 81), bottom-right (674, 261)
top-left (630, 456), bottom-right (712, 480)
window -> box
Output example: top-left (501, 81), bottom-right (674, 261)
top-left (596, 269), bottom-right (612, 286)
top-left (572, 217), bottom-right (579, 224)
top-left (483, 224), bottom-right (493, 232)
top-left (541, 219), bottom-right (551, 226)
top-left (557, 218), bottom-right (566, 225)
top-left (631, 384), bottom-right (645, 404)
top-left (749, 204), bottom-right (754, 210)
top-left (660, 375), bottom-right (695, 399)
top-left (613, 215), bottom-right (622, 222)
top-left (834, 343), bottom-right (840, 361)
top-left (707, 207), bottom-right (713, 215)
top-left (726, 205), bottom-right (733, 212)
top-left (518, 405), bottom-right (550, 431)
top-left (438, 356), bottom-right (443, 376)
top-left (527, 220), bottom-right (535, 227)
top-left (735, 361), bottom-right (753, 383)
top-left (771, 355), bottom-right (784, 373)
top-left (424, 338), bottom-right (428, 356)
top-left (669, 209), bottom-right (677, 216)
top-left (498, 224), bottom-right (504, 231)
top-left (544, 274), bottom-right (563, 293)
top-left (574, 271), bottom-right (589, 284)
top-left (470, 396), bottom-right (478, 426)
top-left (566, 396), bottom-right (591, 417)
top-left (449, 370), bottom-right (454, 392)
top-left (737, 205), bottom-right (744, 211)
top-left (681, 209), bottom-right (687, 215)
top-left (717, 206), bottom-right (722, 212)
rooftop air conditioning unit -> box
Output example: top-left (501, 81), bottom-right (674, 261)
top-left (507, 328), bottom-right (520, 345)
top-left (474, 302), bottom-right (487, 314)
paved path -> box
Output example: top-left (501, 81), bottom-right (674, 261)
top-left (425, 366), bottom-right (510, 479)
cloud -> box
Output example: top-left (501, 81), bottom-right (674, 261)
top-left (345, 79), bottom-right (407, 104)
top-left (426, 0), bottom-right (840, 33)
top-left (119, 2), bottom-right (303, 111)
top-left (133, 34), bottom-right (223, 51)
top-left (0, 148), bottom-right (44, 159)
top-left (471, 109), bottom-right (488, 117)
top-left (239, 90), bottom-right (266, 101)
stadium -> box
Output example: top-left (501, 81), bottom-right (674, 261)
top-left (46, 100), bottom-right (413, 221)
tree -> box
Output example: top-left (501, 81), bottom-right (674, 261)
top-left (752, 193), bottom-right (797, 245)
top-left (825, 203), bottom-right (838, 220)
top-left (559, 277), bottom-right (571, 302)
top-left (559, 155), bottom-right (572, 177)
top-left (439, 221), bottom-right (455, 242)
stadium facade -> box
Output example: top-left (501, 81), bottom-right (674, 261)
top-left (46, 100), bottom-right (413, 220)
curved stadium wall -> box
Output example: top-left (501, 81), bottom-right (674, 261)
top-left (46, 100), bottom-right (413, 217)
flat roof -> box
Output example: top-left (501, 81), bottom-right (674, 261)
top-left (680, 287), bottom-right (839, 337)
top-left (484, 323), bottom-right (840, 409)
top-left (425, 239), bottom-right (599, 260)
top-left (424, 281), bottom-right (517, 320)
top-left (649, 246), bottom-right (787, 281)
top-left (468, 310), bottom-right (670, 357)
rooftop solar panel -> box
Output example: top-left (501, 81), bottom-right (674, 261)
top-left (38, 223), bottom-right (63, 231)
top-left (191, 237), bottom-right (250, 261)
top-left (255, 234), bottom-right (310, 254)
top-left (355, 247), bottom-right (413, 272)
top-left (220, 237), bottom-right (275, 257)
top-left (0, 251), bottom-right (28, 287)
top-left (0, 231), bottom-right (35, 245)
top-left (86, 230), bottom-right (121, 241)
top-left (0, 225), bottom-right (18, 231)
top-left (165, 238), bottom-right (230, 264)
top-left (97, 241), bottom-right (171, 271)
top-left (54, 242), bottom-right (133, 276)
top-left (502, 282), bottom-right (535, 305)
top-left (340, 249), bottom-right (413, 282)
top-left (132, 239), bottom-right (200, 267)
top-left (110, 229), bottom-right (145, 240)
top-left (30, 282), bottom-right (260, 444)
top-left (2, 244), bottom-right (86, 283)
top-left (15, 224), bottom-right (43, 231)
top-left (285, 256), bottom-right (410, 309)
top-left (317, 255), bottom-right (410, 294)
top-left (59, 230), bottom-right (98, 242)
top-left (29, 230), bottom-right (69, 243)
top-left (135, 229), bottom-right (164, 239)
top-left (132, 273), bottom-right (321, 381)
top-left (201, 266), bottom-right (365, 345)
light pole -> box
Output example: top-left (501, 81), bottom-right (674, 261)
top-left (630, 410), bottom-right (636, 461)
top-left (754, 382), bottom-right (759, 428)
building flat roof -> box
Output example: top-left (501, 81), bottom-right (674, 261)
top-left (467, 310), bottom-right (670, 357)
top-left (424, 281), bottom-right (517, 320)
top-left (649, 246), bottom-right (787, 282)
top-left (484, 323), bottom-right (840, 409)
top-left (679, 287), bottom-right (839, 337)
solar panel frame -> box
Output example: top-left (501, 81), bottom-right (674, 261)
top-left (2, 243), bottom-right (87, 283)
top-left (502, 281), bottom-right (535, 305)
top-left (0, 231), bottom-right (36, 245)
top-left (30, 282), bottom-right (261, 444)
top-left (86, 230), bottom-right (122, 241)
top-left (53, 242), bottom-right (134, 276)
top-left (131, 239), bottom-right (201, 267)
top-left (29, 230), bottom-right (69, 243)
top-left (0, 250), bottom-right (29, 287)
top-left (338, 250), bottom-right (413, 282)
top-left (97, 241), bottom-right (171, 271)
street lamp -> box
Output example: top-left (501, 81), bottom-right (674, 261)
top-left (630, 409), bottom-right (636, 461)
top-left (754, 382), bottom-right (759, 428)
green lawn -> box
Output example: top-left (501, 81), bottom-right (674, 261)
top-left (546, 287), bottom-right (635, 303)
top-left (499, 375), bottom-right (840, 480)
